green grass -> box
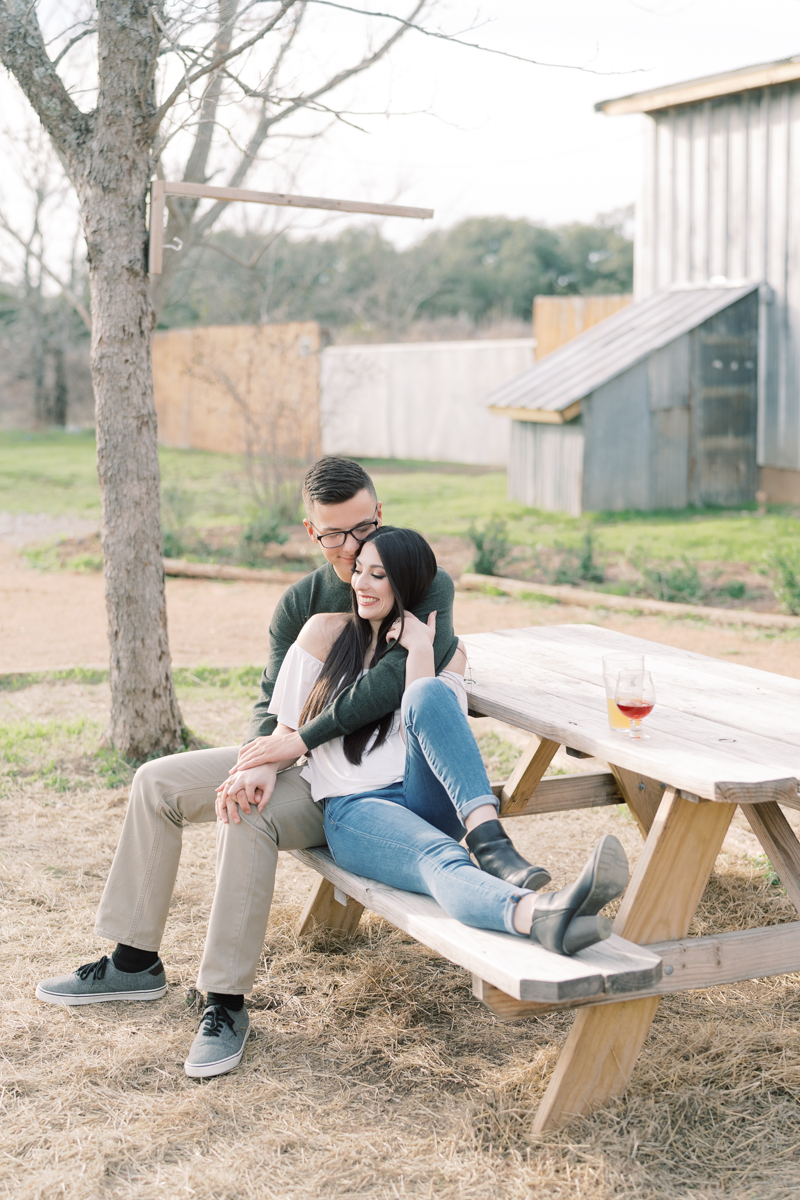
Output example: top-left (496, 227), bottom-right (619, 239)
top-left (0, 714), bottom-right (134, 794)
top-left (3, 432), bottom-right (800, 566)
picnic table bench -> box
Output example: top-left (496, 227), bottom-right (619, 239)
top-left (292, 625), bottom-right (800, 1131)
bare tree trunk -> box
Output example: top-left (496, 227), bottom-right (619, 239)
top-left (51, 346), bottom-right (67, 426)
top-left (79, 3), bottom-right (183, 758)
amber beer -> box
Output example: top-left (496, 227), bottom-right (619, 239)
top-left (601, 653), bottom-right (644, 732)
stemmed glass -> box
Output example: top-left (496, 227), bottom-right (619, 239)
top-left (614, 669), bottom-right (656, 740)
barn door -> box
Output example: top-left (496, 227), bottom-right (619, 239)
top-left (689, 293), bottom-right (759, 507)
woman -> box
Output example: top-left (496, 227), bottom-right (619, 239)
top-left (235, 527), bottom-right (628, 955)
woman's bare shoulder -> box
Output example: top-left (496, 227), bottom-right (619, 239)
top-left (297, 612), bottom-right (350, 660)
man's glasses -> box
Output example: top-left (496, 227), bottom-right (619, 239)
top-left (309, 511), bottom-right (379, 549)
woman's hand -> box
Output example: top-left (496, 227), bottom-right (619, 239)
top-left (387, 610), bottom-right (436, 652)
top-left (389, 611), bottom-right (436, 688)
top-left (216, 763), bottom-right (279, 823)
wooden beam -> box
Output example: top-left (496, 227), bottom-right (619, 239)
top-left (473, 922), bottom-right (800, 1020)
top-left (295, 875), bottom-right (365, 938)
top-left (492, 769), bottom-right (623, 816)
top-left (487, 402), bottom-right (581, 424)
top-left (609, 764), bottom-right (666, 837)
top-left (148, 180), bottom-right (433, 274)
top-left (597, 57), bottom-right (800, 117)
top-left (532, 788), bottom-right (735, 1131)
top-left (741, 800), bottom-right (800, 916)
top-left (499, 735), bottom-right (560, 814)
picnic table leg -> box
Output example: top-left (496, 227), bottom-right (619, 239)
top-left (740, 801), bottom-right (800, 916)
top-left (609, 765), bottom-right (667, 837)
top-left (532, 788), bottom-right (735, 1132)
top-left (295, 876), bottom-right (365, 938)
top-left (500, 736), bottom-right (560, 814)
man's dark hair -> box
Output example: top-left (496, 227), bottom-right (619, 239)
top-left (302, 457), bottom-right (376, 508)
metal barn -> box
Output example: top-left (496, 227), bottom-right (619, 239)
top-left (488, 282), bottom-right (760, 516)
top-left (598, 55), bottom-right (800, 503)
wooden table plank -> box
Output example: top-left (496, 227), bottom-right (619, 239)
top-left (474, 922), bottom-right (800, 1020)
top-left (496, 626), bottom-right (800, 748)
top-left (291, 848), bottom-right (661, 1003)
top-left (463, 635), bottom-right (799, 801)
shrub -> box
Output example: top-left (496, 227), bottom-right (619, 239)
top-left (467, 518), bottom-right (509, 577)
top-left (639, 556), bottom-right (705, 604)
top-left (238, 511), bottom-right (288, 565)
top-left (764, 545), bottom-right (800, 615)
top-left (551, 530), bottom-right (604, 586)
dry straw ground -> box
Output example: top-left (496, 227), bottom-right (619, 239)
top-left (3, 676), bottom-right (800, 1199)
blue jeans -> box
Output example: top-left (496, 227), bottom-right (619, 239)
top-left (323, 677), bottom-right (527, 936)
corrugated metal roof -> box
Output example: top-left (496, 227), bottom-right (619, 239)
top-left (487, 283), bottom-right (760, 418)
top-left (596, 55), bottom-right (800, 116)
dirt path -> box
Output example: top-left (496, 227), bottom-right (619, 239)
top-left (3, 542), bottom-right (800, 677)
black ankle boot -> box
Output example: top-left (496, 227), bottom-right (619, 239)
top-left (529, 834), bottom-right (629, 956)
top-left (465, 819), bottom-right (551, 890)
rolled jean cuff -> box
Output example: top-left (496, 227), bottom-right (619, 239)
top-left (503, 891), bottom-right (528, 936)
top-left (459, 793), bottom-right (499, 821)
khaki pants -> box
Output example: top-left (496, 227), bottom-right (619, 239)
top-left (94, 747), bottom-right (326, 993)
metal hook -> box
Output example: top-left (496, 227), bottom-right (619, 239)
top-left (164, 237), bottom-right (183, 253)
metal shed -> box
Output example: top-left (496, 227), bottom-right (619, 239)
top-left (597, 55), bottom-right (800, 503)
top-left (488, 282), bottom-right (761, 515)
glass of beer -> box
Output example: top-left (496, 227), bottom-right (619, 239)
top-left (602, 653), bottom-right (644, 732)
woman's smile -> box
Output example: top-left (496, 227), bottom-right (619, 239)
top-left (352, 542), bottom-right (394, 623)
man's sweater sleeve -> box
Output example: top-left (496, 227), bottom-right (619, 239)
top-left (298, 568), bottom-right (459, 751)
top-left (244, 586), bottom-right (306, 744)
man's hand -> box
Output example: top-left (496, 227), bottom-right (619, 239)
top-left (232, 729), bottom-right (307, 773)
top-left (216, 763), bottom-right (279, 824)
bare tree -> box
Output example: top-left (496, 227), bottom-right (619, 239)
top-left (0, 0), bottom-right (430, 759)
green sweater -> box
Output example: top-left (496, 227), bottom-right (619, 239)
top-left (245, 562), bottom-right (459, 750)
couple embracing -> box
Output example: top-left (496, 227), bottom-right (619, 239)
top-left (36, 457), bottom-right (629, 1077)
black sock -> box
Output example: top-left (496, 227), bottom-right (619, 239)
top-left (112, 944), bottom-right (160, 974)
top-left (206, 991), bottom-right (244, 1012)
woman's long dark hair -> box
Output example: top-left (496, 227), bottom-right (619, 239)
top-left (300, 526), bottom-right (437, 765)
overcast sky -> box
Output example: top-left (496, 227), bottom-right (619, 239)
top-left (2, 0), bottom-right (800, 266)
top-left (248, 0), bottom-right (800, 245)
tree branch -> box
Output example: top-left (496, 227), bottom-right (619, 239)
top-left (0, 1), bottom-right (92, 177)
top-left (150, 0), bottom-right (297, 130)
top-left (0, 207), bottom-right (91, 330)
top-left (307, 1), bottom-right (643, 74)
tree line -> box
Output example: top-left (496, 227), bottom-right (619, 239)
top-left (160, 211), bottom-right (633, 339)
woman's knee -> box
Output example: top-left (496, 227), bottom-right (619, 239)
top-left (401, 675), bottom-right (453, 721)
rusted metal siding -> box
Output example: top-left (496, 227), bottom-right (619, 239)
top-left (508, 420), bottom-right (584, 516)
top-left (636, 84), bottom-right (800, 470)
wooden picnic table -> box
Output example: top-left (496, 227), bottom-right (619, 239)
top-left (293, 624), bottom-right (800, 1133)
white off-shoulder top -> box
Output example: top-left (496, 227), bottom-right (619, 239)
top-left (268, 642), bottom-right (468, 802)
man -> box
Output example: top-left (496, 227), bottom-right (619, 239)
top-left (35, 457), bottom-right (459, 1079)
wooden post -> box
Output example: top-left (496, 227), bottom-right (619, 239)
top-left (532, 788), bottom-right (735, 1132)
top-left (148, 180), bottom-right (166, 275)
top-left (741, 800), bottom-right (800, 916)
top-left (295, 876), bottom-right (365, 938)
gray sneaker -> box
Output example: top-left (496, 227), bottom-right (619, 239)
top-left (35, 955), bottom-right (167, 1006)
top-left (184, 1004), bottom-right (250, 1078)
